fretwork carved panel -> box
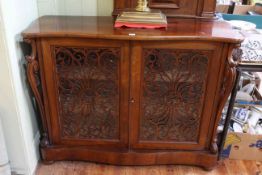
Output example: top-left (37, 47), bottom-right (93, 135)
top-left (140, 49), bottom-right (210, 142)
top-left (53, 46), bottom-right (120, 140)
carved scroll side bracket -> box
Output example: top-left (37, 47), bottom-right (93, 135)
top-left (210, 44), bottom-right (240, 154)
top-left (24, 38), bottom-right (49, 147)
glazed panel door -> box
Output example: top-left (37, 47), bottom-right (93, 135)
top-left (41, 38), bottom-right (129, 150)
top-left (130, 41), bottom-right (224, 151)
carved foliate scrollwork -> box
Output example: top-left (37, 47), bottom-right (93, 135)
top-left (211, 45), bottom-right (239, 154)
top-left (24, 38), bottom-right (49, 147)
top-left (53, 46), bottom-right (120, 140)
top-left (140, 49), bottom-right (210, 142)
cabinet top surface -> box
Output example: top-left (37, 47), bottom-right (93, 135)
top-left (22, 16), bottom-right (243, 43)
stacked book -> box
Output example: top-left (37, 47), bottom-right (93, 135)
top-left (114, 10), bottom-right (167, 29)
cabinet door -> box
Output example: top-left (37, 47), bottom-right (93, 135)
top-left (41, 38), bottom-right (129, 150)
top-left (130, 41), bottom-right (224, 150)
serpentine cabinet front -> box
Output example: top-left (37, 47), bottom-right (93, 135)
top-left (25, 37), bottom-right (237, 170)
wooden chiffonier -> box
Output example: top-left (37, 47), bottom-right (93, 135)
top-left (22, 16), bottom-right (243, 169)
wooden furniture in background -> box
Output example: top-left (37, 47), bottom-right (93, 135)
top-left (113, 0), bottom-right (217, 18)
top-left (22, 16), bottom-right (243, 170)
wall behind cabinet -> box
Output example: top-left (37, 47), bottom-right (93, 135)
top-left (37, 0), bottom-right (113, 16)
top-left (0, 0), bottom-right (40, 174)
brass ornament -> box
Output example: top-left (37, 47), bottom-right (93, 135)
top-left (136, 0), bottom-right (150, 12)
top-left (114, 0), bottom-right (167, 28)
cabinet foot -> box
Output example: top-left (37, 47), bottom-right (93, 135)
top-left (202, 163), bottom-right (217, 171)
top-left (42, 160), bottom-right (55, 165)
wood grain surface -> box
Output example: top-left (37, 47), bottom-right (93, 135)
top-left (22, 16), bottom-right (243, 43)
top-left (36, 160), bottom-right (262, 175)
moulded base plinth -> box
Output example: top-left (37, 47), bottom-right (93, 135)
top-left (41, 146), bottom-right (218, 170)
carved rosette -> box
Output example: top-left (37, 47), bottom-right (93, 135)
top-left (53, 46), bottom-right (120, 140)
top-left (24, 38), bottom-right (49, 147)
top-left (140, 49), bottom-right (210, 142)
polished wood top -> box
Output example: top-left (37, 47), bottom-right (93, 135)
top-left (22, 16), bottom-right (243, 43)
